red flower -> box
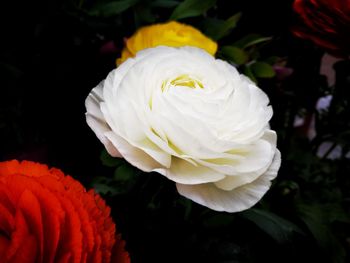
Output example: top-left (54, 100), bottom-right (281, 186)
top-left (293, 0), bottom-right (350, 57)
top-left (0, 160), bottom-right (130, 263)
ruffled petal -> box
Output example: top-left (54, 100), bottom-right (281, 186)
top-left (176, 150), bottom-right (281, 212)
top-left (8, 234), bottom-right (37, 263)
top-left (105, 131), bottom-right (163, 172)
top-left (111, 234), bottom-right (130, 263)
top-left (159, 157), bottom-right (225, 185)
top-left (0, 160), bottom-right (129, 263)
top-left (85, 82), bottom-right (122, 157)
top-left (17, 190), bottom-right (44, 262)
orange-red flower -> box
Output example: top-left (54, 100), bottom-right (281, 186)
top-left (0, 160), bottom-right (130, 263)
top-left (293, 0), bottom-right (350, 57)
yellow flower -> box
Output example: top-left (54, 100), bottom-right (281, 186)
top-left (116, 21), bottom-right (218, 65)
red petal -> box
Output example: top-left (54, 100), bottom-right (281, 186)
top-left (55, 195), bottom-right (83, 263)
top-left (0, 183), bottom-right (15, 214)
top-left (17, 190), bottom-right (44, 263)
top-left (56, 253), bottom-right (72, 263)
top-left (8, 235), bottom-right (38, 263)
top-left (111, 235), bottom-right (130, 263)
top-left (0, 235), bottom-right (10, 260)
top-left (0, 202), bottom-right (14, 237)
top-left (7, 210), bottom-right (31, 260)
top-left (31, 187), bottom-right (65, 263)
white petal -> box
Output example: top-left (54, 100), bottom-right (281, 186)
top-left (101, 104), bottom-right (172, 167)
top-left (134, 138), bottom-right (172, 168)
top-left (229, 130), bottom-right (277, 173)
top-left (104, 131), bottom-right (163, 172)
top-left (198, 131), bottom-right (277, 179)
top-left (85, 82), bottom-right (122, 157)
top-left (162, 157), bottom-right (225, 185)
top-left (176, 150), bottom-right (281, 212)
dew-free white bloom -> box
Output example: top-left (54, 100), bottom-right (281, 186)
top-left (85, 46), bottom-right (281, 212)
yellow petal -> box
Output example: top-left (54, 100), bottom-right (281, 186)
top-left (116, 21), bottom-right (217, 66)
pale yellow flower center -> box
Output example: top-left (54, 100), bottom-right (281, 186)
top-left (161, 74), bottom-right (204, 92)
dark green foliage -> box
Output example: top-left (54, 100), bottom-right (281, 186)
top-left (170, 0), bottom-right (217, 20)
top-left (220, 46), bottom-right (249, 65)
top-left (88, 0), bottom-right (139, 17)
top-left (240, 208), bottom-right (304, 243)
top-left (233, 34), bottom-right (272, 49)
top-left (251, 61), bottom-right (275, 78)
top-left (201, 12), bottom-right (242, 41)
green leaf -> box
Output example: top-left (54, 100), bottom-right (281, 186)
top-left (264, 56), bottom-right (280, 65)
top-left (220, 46), bottom-right (248, 65)
top-left (203, 214), bottom-right (235, 228)
top-left (92, 163), bottom-right (138, 196)
top-left (324, 204), bottom-right (350, 224)
top-left (114, 163), bottom-right (135, 181)
top-left (277, 180), bottom-right (300, 196)
top-left (100, 149), bottom-right (123, 167)
top-left (234, 34), bottom-right (272, 49)
top-left (134, 4), bottom-right (156, 25)
top-left (243, 65), bottom-right (257, 83)
top-left (169, 0), bottom-right (217, 20)
top-left (241, 208), bottom-right (304, 243)
top-left (201, 18), bottom-right (225, 39)
top-left (88, 0), bottom-right (139, 17)
top-left (0, 62), bottom-right (23, 78)
top-left (251, 61), bottom-right (276, 78)
top-left (93, 183), bottom-right (117, 195)
top-left (202, 12), bottom-right (241, 40)
top-left (150, 0), bottom-right (180, 8)
top-left (176, 197), bottom-right (193, 220)
top-left (297, 204), bottom-right (346, 263)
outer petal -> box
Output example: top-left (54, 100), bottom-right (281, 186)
top-left (198, 131), bottom-right (276, 176)
top-left (176, 150), bottom-right (281, 212)
top-left (202, 131), bottom-right (277, 190)
top-left (157, 157), bottom-right (225, 185)
top-left (105, 131), bottom-right (163, 172)
top-left (86, 58), bottom-right (138, 158)
top-left (85, 82), bottom-right (122, 157)
top-left (110, 234), bottom-right (130, 263)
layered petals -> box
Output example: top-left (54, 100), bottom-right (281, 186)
top-left (116, 21), bottom-right (217, 65)
top-left (176, 150), bottom-right (281, 212)
top-left (86, 46), bottom-right (281, 212)
top-left (0, 160), bottom-right (130, 263)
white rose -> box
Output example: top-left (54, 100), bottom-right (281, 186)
top-left (85, 46), bottom-right (281, 212)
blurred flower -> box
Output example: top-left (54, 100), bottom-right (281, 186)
top-left (116, 21), bottom-right (217, 65)
top-left (293, 0), bottom-right (350, 57)
top-left (316, 94), bottom-right (332, 111)
top-left (273, 66), bottom-right (293, 81)
top-left (86, 46), bottom-right (281, 213)
top-left (100, 40), bottom-right (119, 55)
top-left (0, 160), bottom-right (130, 263)
top-left (314, 95), bottom-right (350, 159)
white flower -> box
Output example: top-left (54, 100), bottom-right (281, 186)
top-left (85, 46), bottom-right (281, 212)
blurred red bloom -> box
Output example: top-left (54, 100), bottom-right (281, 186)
top-left (293, 0), bottom-right (350, 57)
top-left (0, 160), bottom-right (130, 263)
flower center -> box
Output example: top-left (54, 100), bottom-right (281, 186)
top-left (161, 74), bottom-right (204, 92)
